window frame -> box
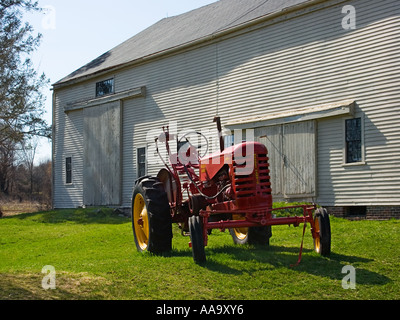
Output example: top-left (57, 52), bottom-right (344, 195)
top-left (224, 134), bottom-right (234, 148)
top-left (137, 147), bottom-right (147, 179)
top-left (95, 78), bottom-right (115, 97)
top-left (65, 156), bottom-right (73, 185)
top-left (343, 116), bottom-right (366, 166)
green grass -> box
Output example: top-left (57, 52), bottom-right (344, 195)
top-left (0, 208), bottom-right (399, 300)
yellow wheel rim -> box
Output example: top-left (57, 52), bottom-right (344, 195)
top-left (314, 217), bottom-right (321, 253)
top-left (232, 214), bottom-right (248, 241)
top-left (234, 227), bottom-right (249, 241)
top-left (133, 193), bottom-right (149, 251)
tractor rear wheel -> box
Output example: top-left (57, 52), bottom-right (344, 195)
top-left (313, 208), bottom-right (331, 256)
top-left (230, 226), bottom-right (272, 246)
top-left (132, 177), bottom-right (172, 254)
top-left (189, 215), bottom-right (206, 264)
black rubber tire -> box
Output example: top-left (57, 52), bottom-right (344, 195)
top-left (314, 208), bottom-right (331, 256)
top-left (189, 215), bottom-right (206, 264)
top-left (230, 226), bottom-right (272, 246)
top-left (132, 177), bottom-right (172, 254)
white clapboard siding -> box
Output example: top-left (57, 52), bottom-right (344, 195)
top-left (53, 83), bottom-right (94, 208)
top-left (53, 102), bottom-right (83, 208)
top-left (214, 0), bottom-right (400, 206)
top-left (118, 48), bottom-right (221, 207)
top-left (53, 0), bottom-right (400, 208)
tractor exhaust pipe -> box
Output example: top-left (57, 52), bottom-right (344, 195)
top-left (213, 116), bottom-right (225, 152)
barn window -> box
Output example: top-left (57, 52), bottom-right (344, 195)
top-left (345, 118), bottom-right (362, 163)
top-left (96, 78), bottom-right (114, 97)
top-left (137, 147), bottom-right (146, 178)
top-left (224, 134), bottom-right (234, 147)
top-left (66, 157), bottom-right (72, 184)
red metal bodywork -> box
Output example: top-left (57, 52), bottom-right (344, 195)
top-left (200, 142), bottom-right (272, 211)
top-left (200, 204), bottom-right (318, 247)
top-left (198, 142), bottom-right (318, 247)
top-left (155, 123), bottom-right (320, 264)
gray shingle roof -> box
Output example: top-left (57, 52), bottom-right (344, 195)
top-left (55, 0), bottom-right (309, 86)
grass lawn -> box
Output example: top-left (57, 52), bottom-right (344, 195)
top-left (0, 208), bottom-right (399, 300)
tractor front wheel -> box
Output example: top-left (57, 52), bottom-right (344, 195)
top-left (132, 177), bottom-right (172, 254)
top-left (230, 226), bottom-right (272, 246)
top-left (189, 215), bottom-right (206, 264)
top-left (313, 208), bottom-right (331, 256)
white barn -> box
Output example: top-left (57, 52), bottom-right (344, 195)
top-left (52, 0), bottom-right (400, 219)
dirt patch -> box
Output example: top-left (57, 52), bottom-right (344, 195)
top-left (0, 272), bottom-right (112, 300)
top-left (0, 201), bottom-right (50, 217)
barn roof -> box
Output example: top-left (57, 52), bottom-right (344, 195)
top-left (54, 0), bottom-right (311, 87)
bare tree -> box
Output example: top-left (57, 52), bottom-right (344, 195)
top-left (0, 138), bottom-right (16, 195)
top-left (0, 0), bottom-right (50, 195)
top-left (19, 138), bottom-right (38, 199)
top-left (33, 159), bottom-right (51, 207)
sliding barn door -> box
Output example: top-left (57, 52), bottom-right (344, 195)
top-left (282, 121), bottom-right (316, 198)
top-left (255, 120), bottom-right (316, 200)
top-left (83, 102), bottom-right (121, 206)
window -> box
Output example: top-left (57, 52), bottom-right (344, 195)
top-left (345, 118), bottom-right (362, 163)
top-left (345, 206), bottom-right (367, 217)
top-left (224, 134), bottom-right (234, 148)
top-left (137, 148), bottom-right (146, 178)
top-left (66, 157), bottom-right (72, 184)
top-left (96, 78), bottom-right (114, 97)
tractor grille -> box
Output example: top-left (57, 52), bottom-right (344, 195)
top-left (233, 153), bottom-right (271, 199)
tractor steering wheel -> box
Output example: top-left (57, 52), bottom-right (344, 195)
top-left (178, 131), bottom-right (209, 164)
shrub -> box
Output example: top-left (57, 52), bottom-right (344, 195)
top-left (272, 201), bottom-right (318, 217)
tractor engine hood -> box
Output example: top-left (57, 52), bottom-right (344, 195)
top-left (199, 142), bottom-right (268, 181)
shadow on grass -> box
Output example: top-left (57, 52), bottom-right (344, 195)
top-left (6, 208), bottom-right (129, 225)
top-left (167, 244), bottom-right (391, 286)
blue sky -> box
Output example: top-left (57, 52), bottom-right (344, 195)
top-left (25, 0), bottom-right (217, 163)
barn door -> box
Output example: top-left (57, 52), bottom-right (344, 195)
top-left (83, 101), bottom-right (121, 206)
top-left (282, 121), bottom-right (316, 198)
top-left (255, 120), bottom-right (316, 200)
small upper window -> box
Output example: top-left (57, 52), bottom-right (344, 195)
top-left (96, 78), bottom-right (114, 97)
top-left (345, 118), bottom-right (362, 163)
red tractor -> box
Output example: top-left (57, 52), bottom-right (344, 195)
top-left (132, 117), bottom-right (331, 264)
